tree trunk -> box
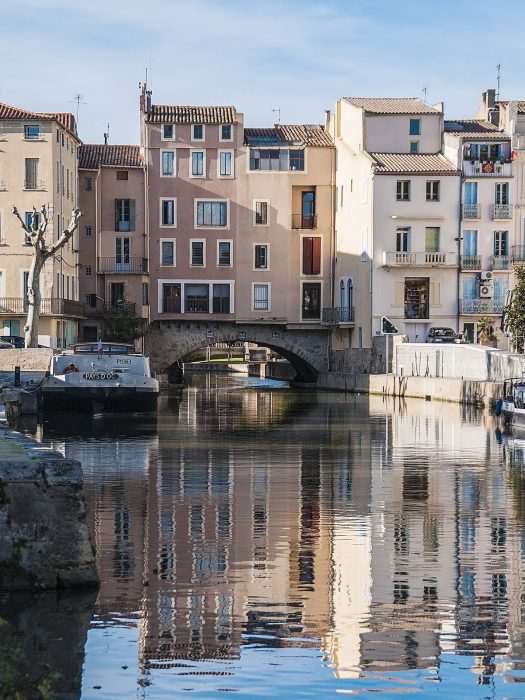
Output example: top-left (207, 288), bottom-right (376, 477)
top-left (25, 251), bottom-right (45, 348)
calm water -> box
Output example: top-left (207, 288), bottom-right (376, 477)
top-left (3, 372), bottom-right (525, 699)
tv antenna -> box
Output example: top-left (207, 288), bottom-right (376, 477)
top-left (422, 84), bottom-right (428, 103)
top-left (104, 124), bottom-right (110, 145)
top-left (273, 107), bottom-right (281, 124)
top-left (69, 93), bottom-right (86, 125)
top-left (496, 63), bottom-right (501, 100)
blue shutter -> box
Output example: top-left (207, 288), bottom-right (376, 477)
top-left (494, 278), bottom-right (507, 302)
top-left (463, 277), bottom-right (477, 301)
top-left (463, 230), bottom-right (478, 256)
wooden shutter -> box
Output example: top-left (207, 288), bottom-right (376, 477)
top-left (129, 200), bottom-right (136, 231)
top-left (430, 282), bottom-right (440, 306)
top-left (312, 237), bottom-right (321, 274)
top-left (393, 282), bottom-right (404, 307)
top-left (303, 237), bottom-right (313, 275)
top-left (115, 199), bottom-right (120, 231)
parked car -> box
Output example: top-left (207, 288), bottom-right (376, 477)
top-left (427, 327), bottom-right (458, 343)
top-left (0, 340), bottom-right (15, 349)
top-left (0, 335), bottom-right (25, 348)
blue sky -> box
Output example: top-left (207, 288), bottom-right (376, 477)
top-left (1, 0), bottom-right (524, 144)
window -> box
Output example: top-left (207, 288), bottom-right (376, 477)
top-left (85, 265), bottom-right (92, 276)
top-left (396, 227), bottom-right (411, 252)
top-left (191, 150), bottom-right (205, 177)
top-left (218, 150), bottom-right (233, 177)
top-left (196, 200), bottom-right (228, 227)
top-left (24, 211), bottom-right (39, 244)
top-left (405, 278), bottom-right (429, 319)
top-left (162, 283), bottom-right (181, 313)
top-left (25, 158), bottom-right (39, 189)
top-left (161, 150), bottom-right (175, 176)
top-left (409, 118), bottom-right (421, 136)
top-left (192, 124), bottom-right (204, 141)
top-left (116, 170), bottom-right (128, 181)
top-left (213, 284), bottom-right (230, 313)
top-left (253, 284), bottom-right (269, 311)
top-left (160, 240), bottom-right (175, 266)
top-left (24, 125), bottom-right (40, 139)
top-left (160, 198), bottom-right (176, 227)
top-left (115, 199), bottom-right (135, 231)
top-left (495, 182), bottom-right (509, 205)
top-left (249, 148), bottom-right (304, 171)
top-left (162, 124), bottom-right (174, 140)
top-left (396, 180), bottom-right (410, 201)
top-left (425, 227), bottom-right (440, 252)
top-left (463, 230), bottom-right (478, 256)
top-left (85, 226), bottom-right (92, 237)
top-left (220, 124), bottom-right (232, 141)
top-left (494, 230), bottom-right (508, 256)
top-left (191, 240), bottom-right (205, 266)
top-left (302, 283), bottom-right (321, 319)
top-left (302, 237), bottom-right (321, 275)
top-left (218, 241), bottom-right (231, 266)
top-left (410, 141), bottom-right (419, 153)
top-left (426, 180), bottom-right (440, 201)
top-left (254, 244), bottom-right (268, 269)
top-left (254, 200), bottom-right (268, 225)
top-left (185, 283), bottom-right (209, 313)
top-left (85, 177), bottom-right (92, 191)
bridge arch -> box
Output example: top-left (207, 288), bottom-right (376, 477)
top-left (145, 320), bottom-right (330, 383)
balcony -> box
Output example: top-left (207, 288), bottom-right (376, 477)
top-left (24, 180), bottom-right (46, 191)
top-left (97, 257), bottom-right (148, 274)
top-left (382, 251), bottom-right (456, 267)
top-left (512, 246), bottom-right (525, 261)
top-left (184, 299), bottom-right (209, 313)
top-left (84, 299), bottom-right (136, 315)
top-left (462, 204), bottom-right (481, 219)
top-left (460, 255), bottom-right (482, 270)
top-left (321, 306), bottom-right (355, 325)
top-left (460, 299), bottom-right (504, 315)
top-left (492, 204), bottom-right (513, 220)
top-left (463, 160), bottom-right (512, 177)
top-left (292, 214), bottom-right (317, 229)
top-left (490, 255), bottom-right (512, 270)
top-left (0, 298), bottom-right (84, 317)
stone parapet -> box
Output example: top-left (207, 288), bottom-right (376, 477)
top-left (0, 348), bottom-right (54, 372)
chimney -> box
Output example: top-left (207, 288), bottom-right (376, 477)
top-left (324, 109), bottom-right (331, 132)
top-left (104, 132), bottom-right (108, 145)
top-left (484, 88), bottom-right (496, 110)
top-left (146, 90), bottom-right (152, 115)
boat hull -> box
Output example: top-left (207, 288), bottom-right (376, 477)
top-left (42, 386), bottom-right (158, 413)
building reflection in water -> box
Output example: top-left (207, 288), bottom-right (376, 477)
top-left (37, 378), bottom-right (525, 690)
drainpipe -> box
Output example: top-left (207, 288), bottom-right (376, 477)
top-left (455, 174), bottom-right (465, 335)
top-left (328, 135), bottom-right (336, 372)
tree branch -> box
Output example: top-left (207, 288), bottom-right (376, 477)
top-left (48, 208), bottom-right (82, 257)
top-left (12, 206), bottom-right (31, 234)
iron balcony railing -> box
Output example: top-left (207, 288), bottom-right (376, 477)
top-left (460, 255), bottom-right (483, 270)
top-left (24, 180), bottom-right (46, 191)
top-left (184, 299), bottom-right (209, 313)
top-left (512, 245), bottom-right (525, 261)
top-left (404, 303), bottom-right (429, 320)
top-left (292, 214), bottom-right (317, 229)
top-left (462, 203), bottom-right (481, 219)
top-left (321, 306), bottom-right (355, 324)
top-left (84, 297), bottom-right (136, 314)
top-left (463, 160), bottom-right (512, 177)
top-left (490, 255), bottom-right (512, 270)
top-left (460, 299), bottom-right (504, 314)
top-left (0, 297), bottom-right (84, 317)
top-left (97, 257), bottom-right (148, 274)
top-left (492, 204), bottom-right (512, 219)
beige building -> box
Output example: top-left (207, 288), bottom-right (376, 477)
top-left (78, 144), bottom-right (148, 342)
top-left (0, 102), bottom-right (83, 347)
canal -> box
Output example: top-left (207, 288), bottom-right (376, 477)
top-left (2, 372), bottom-right (525, 698)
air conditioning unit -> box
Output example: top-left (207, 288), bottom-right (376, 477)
top-left (480, 284), bottom-right (494, 298)
top-left (480, 270), bottom-right (494, 281)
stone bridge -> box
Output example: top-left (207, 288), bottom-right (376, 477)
top-left (145, 320), bottom-right (330, 382)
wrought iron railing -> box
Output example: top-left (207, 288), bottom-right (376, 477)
top-left (460, 255), bottom-right (482, 270)
top-left (24, 180), bottom-right (46, 191)
top-left (97, 257), bottom-right (148, 273)
top-left (492, 204), bottom-right (512, 219)
top-left (512, 246), bottom-right (525, 261)
top-left (460, 299), bottom-right (504, 314)
top-left (490, 255), bottom-right (511, 270)
top-left (321, 306), bottom-right (355, 324)
top-left (292, 214), bottom-right (317, 229)
top-left (0, 297), bottom-right (84, 316)
top-left (462, 204), bottom-right (480, 219)
top-left (184, 299), bottom-right (209, 313)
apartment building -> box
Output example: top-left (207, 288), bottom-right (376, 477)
top-left (329, 97), bottom-right (460, 347)
top-left (0, 102), bottom-right (82, 347)
top-left (78, 144), bottom-right (148, 342)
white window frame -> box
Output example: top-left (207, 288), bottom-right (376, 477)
top-left (299, 234), bottom-right (323, 277)
top-left (253, 243), bottom-right (270, 271)
top-left (157, 279), bottom-right (235, 314)
top-left (217, 239), bottom-right (233, 267)
top-left (159, 238), bottom-right (176, 267)
top-left (24, 124), bottom-right (41, 140)
top-left (0, 268), bottom-right (5, 297)
top-left (252, 282), bottom-right (271, 312)
top-left (190, 149), bottom-right (206, 178)
top-left (191, 124), bottom-right (205, 142)
top-left (160, 198), bottom-right (177, 228)
top-left (194, 198), bottom-right (229, 229)
top-left (217, 149), bottom-right (234, 178)
top-left (20, 268), bottom-right (30, 297)
top-left (253, 199), bottom-right (270, 226)
top-left (219, 124), bottom-right (233, 142)
top-left (161, 124), bottom-right (175, 141)
top-left (160, 150), bottom-right (176, 177)
top-left (190, 238), bottom-right (206, 267)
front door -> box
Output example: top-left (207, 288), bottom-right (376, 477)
top-left (302, 191), bottom-right (315, 228)
top-left (163, 284), bottom-right (181, 313)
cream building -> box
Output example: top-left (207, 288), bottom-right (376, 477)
top-left (0, 102), bottom-right (82, 347)
top-left (329, 97), bottom-right (460, 347)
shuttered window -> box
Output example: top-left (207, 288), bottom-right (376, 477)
top-left (302, 237), bottom-right (321, 275)
top-left (115, 199), bottom-right (135, 231)
top-left (425, 227), bottom-right (440, 253)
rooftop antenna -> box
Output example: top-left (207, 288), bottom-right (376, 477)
top-left (496, 63), bottom-right (501, 100)
top-left (104, 124), bottom-right (110, 145)
top-left (422, 84), bottom-right (428, 103)
top-left (273, 107), bottom-right (281, 124)
top-left (69, 93), bottom-right (86, 125)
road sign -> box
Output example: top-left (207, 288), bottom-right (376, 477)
top-left (381, 316), bottom-right (399, 335)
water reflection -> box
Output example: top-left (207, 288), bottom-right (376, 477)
top-left (20, 376), bottom-right (525, 696)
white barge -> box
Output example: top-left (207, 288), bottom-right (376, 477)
top-left (41, 342), bottom-right (159, 413)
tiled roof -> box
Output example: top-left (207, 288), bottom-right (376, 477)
top-left (244, 124), bottom-right (333, 147)
top-left (370, 152), bottom-right (459, 175)
top-left (344, 97), bottom-right (441, 115)
top-left (496, 100), bottom-right (525, 114)
top-left (146, 105), bottom-right (237, 124)
top-left (444, 119), bottom-right (507, 139)
top-left (0, 102), bottom-right (77, 134)
top-left (79, 145), bottom-right (143, 170)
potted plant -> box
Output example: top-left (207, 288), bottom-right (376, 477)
top-left (477, 316), bottom-right (498, 347)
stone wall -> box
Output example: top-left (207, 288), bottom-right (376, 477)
top-left (0, 348), bottom-right (53, 372)
top-left (329, 335), bottom-right (407, 374)
top-left (0, 427), bottom-right (99, 590)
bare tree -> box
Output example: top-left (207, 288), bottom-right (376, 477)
top-left (12, 205), bottom-right (82, 348)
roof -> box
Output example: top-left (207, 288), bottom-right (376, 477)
top-left (146, 105), bottom-right (237, 124)
top-left (0, 102), bottom-right (77, 135)
top-left (369, 152), bottom-right (459, 176)
top-left (444, 119), bottom-right (508, 139)
top-left (78, 145), bottom-right (143, 170)
top-left (344, 97), bottom-right (441, 115)
top-left (244, 124), bottom-right (333, 147)
top-left (496, 100), bottom-right (525, 114)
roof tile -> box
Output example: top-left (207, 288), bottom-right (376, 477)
top-left (0, 102), bottom-right (77, 134)
top-left (79, 145), bottom-right (143, 170)
top-left (147, 105), bottom-right (237, 124)
top-left (244, 124), bottom-right (333, 147)
top-left (444, 119), bottom-right (507, 139)
top-left (344, 97), bottom-right (441, 115)
top-left (370, 152), bottom-right (459, 175)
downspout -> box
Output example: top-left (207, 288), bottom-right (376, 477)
top-left (456, 174), bottom-right (464, 335)
top-left (328, 139), bottom-right (336, 373)
top-left (94, 168), bottom-right (101, 324)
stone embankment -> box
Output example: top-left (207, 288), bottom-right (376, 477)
top-left (0, 426), bottom-right (99, 590)
top-left (0, 348), bottom-right (53, 372)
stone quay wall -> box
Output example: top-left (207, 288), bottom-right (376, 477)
top-left (0, 426), bottom-right (99, 590)
top-left (0, 348), bottom-right (53, 372)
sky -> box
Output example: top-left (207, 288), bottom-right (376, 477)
top-left (1, 0), bottom-right (525, 145)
